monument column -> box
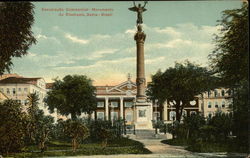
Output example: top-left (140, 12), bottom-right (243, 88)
top-left (134, 25), bottom-right (146, 102)
top-left (129, 1), bottom-right (152, 129)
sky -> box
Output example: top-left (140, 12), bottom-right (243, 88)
top-left (11, 1), bottom-right (243, 85)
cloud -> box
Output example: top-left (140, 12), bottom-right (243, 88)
top-left (65, 33), bottom-right (89, 44)
top-left (13, 23), bottom-right (220, 85)
top-left (88, 49), bottom-right (119, 59)
top-left (145, 56), bottom-right (165, 64)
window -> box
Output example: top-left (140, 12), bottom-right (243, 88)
top-left (111, 112), bottom-right (118, 120)
top-left (97, 112), bottom-right (104, 120)
top-left (97, 101), bottom-right (104, 107)
top-left (139, 109), bottom-right (146, 118)
top-left (190, 100), bottom-right (196, 106)
top-left (110, 101), bottom-right (118, 108)
top-left (208, 102), bottom-right (212, 108)
top-left (221, 90), bottom-right (225, 96)
top-left (181, 110), bottom-right (187, 120)
top-left (12, 88), bottom-right (16, 95)
top-left (0, 88), bottom-right (3, 92)
top-left (215, 102), bottom-right (218, 108)
top-left (124, 101), bottom-right (133, 108)
top-left (7, 88), bottom-right (10, 94)
top-left (214, 90), bottom-right (218, 97)
top-left (169, 111), bottom-right (176, 121)
top-left (24, 88), bottom-right (28, 92)
top-left (208, 91), bottom-right (211, 98)
top-left (227, 90), bottom-right (232, 96)
top-left (222, 101), bottom-right (225, 108)
top-left (125, 112), bottom-right (133, 122)
top-left (18, 88), bottom-right (21, 92)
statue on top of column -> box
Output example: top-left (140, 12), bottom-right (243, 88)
top-left (128, 1), bottom-right (148, 25)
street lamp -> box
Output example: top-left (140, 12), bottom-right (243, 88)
top-left (132, 98), bottom-right (136, 134)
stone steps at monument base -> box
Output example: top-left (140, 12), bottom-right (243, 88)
top-left (134, 130), bottom-right (166, 139)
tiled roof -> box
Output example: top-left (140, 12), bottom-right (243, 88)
top-left (0, 73), bottom-right (23, 80)
top-left (0, 77), bottom-right (41, 85)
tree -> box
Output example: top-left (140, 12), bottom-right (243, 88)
top-left (44, 75), bottom-right (97, 120)
top-left (35, 110), bottom-right (54, 152)
top-left (0, 100), bottom-right (28, 155)
top-left (147, 61), bottom-right (217, 122)
top-left (26, 92), bottom-right (40, 143)
top-left (209, 2), bottom-right (249, 150)
top-left (63, 120), bottom-right (89, 152)
top-left (209, 2), bottom-right (248, 86)
top-left (0, 2), bottom-right (36, 75)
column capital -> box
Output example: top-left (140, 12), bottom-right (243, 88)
top-left (134, 31), bottom-right (146, 43)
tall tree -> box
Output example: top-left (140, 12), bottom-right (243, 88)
top-left (26, 92), bottom-right (40, 143)
top-left (209, 2), bottom-right (249, 149)
top-left (44, 75), bottom-right (97, 120)
top-left (0, 2), bottom-right (36, 75)
top-left (0, 100), bottom-right (28, 155)
top-left (209, 2), bottom-right (248, 86)
top-left (147, 61), bottom-right (217, 122)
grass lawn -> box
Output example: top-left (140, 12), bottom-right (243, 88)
top-left (5, 137), bottom-right (151, 158)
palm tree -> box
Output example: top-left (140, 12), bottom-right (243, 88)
top-left (26, 92), bottom-right (39, 143)
top-left (27, 92), bottom-right (39, 115)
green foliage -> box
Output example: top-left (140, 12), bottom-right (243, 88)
top-left (147, 61), bottom-right (217, 121)
top-left (207, 112), bottom-right (233, 142)
top-left (209, 2), bottom-right (249, 151)
top-left (25, 93), bottom-right (40, 143)
top-left (0, 100), bottom-right (28, 154)
top-left (6, 137), bottom-right (151, 157)
top-left (34, 110), bottom-right (54, 152)
top-left (63, 119), bottom-right (89, 152)
top-left (85, 119), bottom-right (123, 146)
top-left (0, 2), bottom-right (36, 75)
top-left (231, 80), bottom-right (249, 147)
top-left (44, 75), bottom-right (97, 120)
top-left (209, 3), bottom-right (248, 86)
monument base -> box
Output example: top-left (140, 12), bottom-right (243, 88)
top-left (134, 102), bottom-right (153, 129)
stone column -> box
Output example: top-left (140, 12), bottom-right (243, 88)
top-left (120, 97), bottom-right (124, 119)
top-left (105, 97), bottom-right (109, 120)
top-left (134, 25), bottom-right (146, 102)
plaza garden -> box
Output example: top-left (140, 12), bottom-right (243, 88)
top-left (0, 1), bottom-right (249, 158)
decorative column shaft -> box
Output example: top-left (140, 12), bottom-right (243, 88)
top-left (120, 97), bottom-right (124, 119)
top-left (105, 97), bottom-right (109, 120)
top-left (134, 25), bottom-right (146, 102)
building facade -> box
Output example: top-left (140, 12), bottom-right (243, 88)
top-left (1, 74), bottom-right (232, 128)
top-left (0, 74), bottom-right (47, 113)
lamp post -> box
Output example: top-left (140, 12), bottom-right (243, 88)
top-left (132, 98), bottom-right (136, 134)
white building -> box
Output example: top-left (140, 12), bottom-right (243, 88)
top-left (0, 74), bottom-right (48, 113)
top-left (199, 88), bottom-right (232, 118)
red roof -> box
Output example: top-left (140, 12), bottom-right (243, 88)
top-left (0, 77), bottom-right (41, 85)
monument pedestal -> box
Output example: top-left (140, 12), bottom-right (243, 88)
top-left (134, 101), bottom-right (153, 129)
